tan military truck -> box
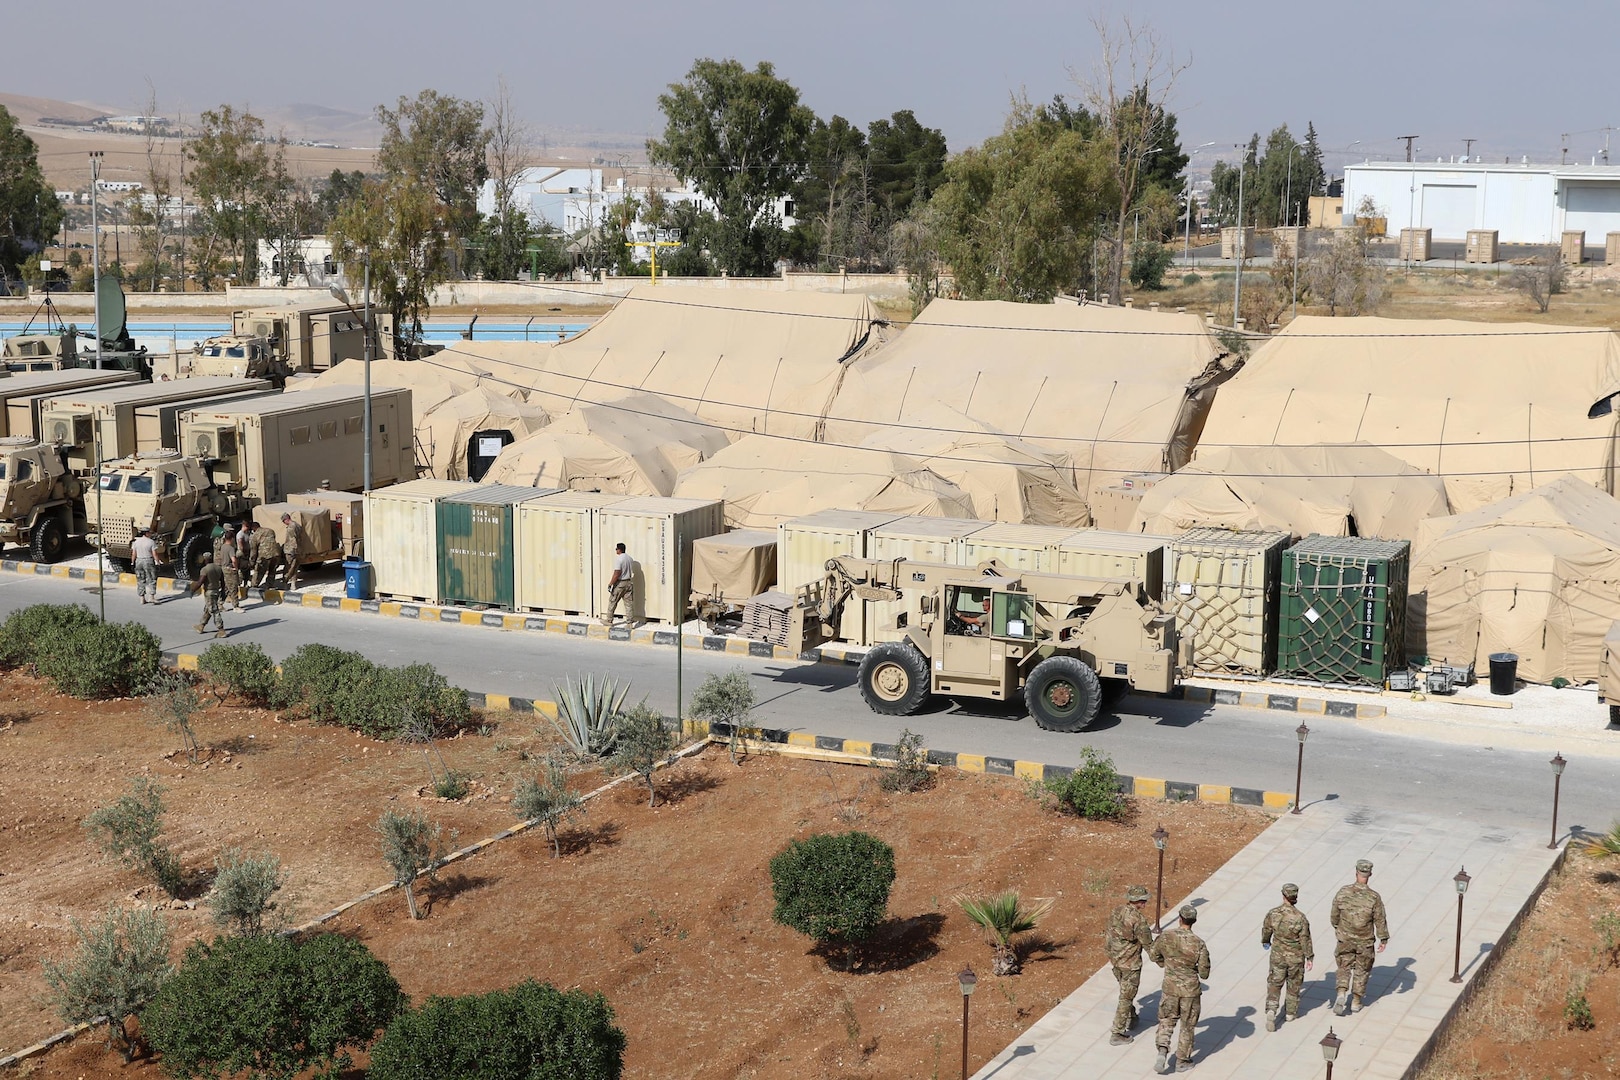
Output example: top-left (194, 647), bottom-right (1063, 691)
top-left (750, 556), bottom-right (1188, 731)
top-left (0, 436), bottom-right (86, 562)
top-left (189, 304), bottom-right (398, 384)
top-left (85, 451), bottom-right (249, 579)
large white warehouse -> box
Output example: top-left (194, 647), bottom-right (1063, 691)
top-left (1342, 161), bottom-right (1620, 244)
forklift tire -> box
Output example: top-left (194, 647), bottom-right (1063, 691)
top-left (1025, 655), bottom-right (1103, 732)
top-left (858, 642), bottom-right (932, 717)
top-left (174, 533), bottom-right (210, 584)
top-left (29, 516), bottom-right (66, 564)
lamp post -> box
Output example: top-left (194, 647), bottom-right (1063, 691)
top-left (1449, 867), bottom-right (1471, 983)
top-left (957, 965), bottom-right (977, 1080)
top-left (1181, 142), bottom-right (1217, 263)
top-left (1152, 824), bottom-right (1169, 931)
top-left (1548, 752), bottom-right (1567, 849)
top-left (1292, 722), bottom-right (1310, 814)
top-left (1320, 1027), bottom-right (1342, 1079)
top-left (89, 152), bottom-right (104, 370)
top-left (1282, 143), bottom-right (1302, 229)
top-left (1232, 147), bottom-right (1247, 329)
top-left (328, 251), bottom-right (374, 492)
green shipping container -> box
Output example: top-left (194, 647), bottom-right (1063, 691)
top-left (437, 486), bottom-right (560, 609)
top-left (1278, 535), bottom-right (1410, 686)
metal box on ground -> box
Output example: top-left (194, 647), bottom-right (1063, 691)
top-left (1278, 534), bottom-right (1410, 686)
top-left (365, 479), bottom-right (472, 602)
top-left (1055, 529), bottom-right (1171, 599)
top-left (1607, 233), bottom-right (1620, 267)
top-left (867, 516), bottom-right (990, 643)
top-left (594, 496), bottom-right (726, 625)
top-left (39, 376), bottom-right (271, 469)
top-left (0, 369), bottom-right (139, 438)
top-left (1089, 472), bottom-right (1168, 532)
top-left (957, 522), bottom-right (1081, 573)
top-left (1398, 227), bottom-right (1432, 262)
top-left (1165, 527), bottom-right (1291, 676)
top-left (1221, 226), bottom-right (1255, 259)
top-left (288, 490), bottom-right (365, 559)
top-left (1562, 230), bottom-right (1586, 266)
top-left (436, 485), bottom-right (561, 609)
top-left (513, 491), bottom-right (630, 616)
top-left (1466, 230), bottom-right (1499, 263)
top-left (691, 530), bottom-right (778, 608)
top-left (776, 509), bottom-right (905, 645)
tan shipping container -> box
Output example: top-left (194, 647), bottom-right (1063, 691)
top-left (1465, 229), bottom-right (1498, 263)
top-left (365, 479), bottom-right (473, 602)
top-left (1165, 527), bottom-right (1290, 676)
top-left (179, 385), bottom-right (414, 503)
top-left (1220, 226), bottom-right (1255, 259)
top-left (594, 496), bottom-right (726, 625)
top-left (1055, 529), bottom-right (1171, 599)
top-left (1089, 472), bottom-right (1168, 532)
top-left (776, 509), bottom-right (906, 645)
top-left (288, 489), bottom-right (365, 558)
top-left (957, 522), bottom-right (1081, 573)
top-left (1606, 232), bottom-right (1620, 267)
top-left (1562, 230), bottom-right (1586, 266)
top-left (0, 369), bottom-right (139, 439)
top-left (1271, 226), bottom-right (1305, 259)
top-left (867, 516), bottom-right (990, 644)
top-left (38, 376), bottom-right (271, 469)
top-left (1398, 227), bottom-right (1431, 262)
top-left (514, 491), bottom-right (631, 616)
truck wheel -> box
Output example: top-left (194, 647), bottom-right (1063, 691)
top-left (103, 554), bottom-right (131, 574)
top-left (29, 516), bottom-right (66, 564)
top-left (174, 533), bottom-right (209, 583)
top-left (1025, 655), bottom-right (1102, 732)
top-left (858, 642), bottom-right (932, 717)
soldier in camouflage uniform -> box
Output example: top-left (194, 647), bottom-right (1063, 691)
top-left (1149, 904), bottom-right (1210, 1074)
top-left (1104, 884), bottom-right (1155, 1044)
top-left (188, 553), bottom-right (228, 638)
top-left (1260, 882), bottom-right (1314, 1030)
top-left (1330, 858), bottom-right (1390, 1015)
top-left (214, 530), bottom-right (242, 611)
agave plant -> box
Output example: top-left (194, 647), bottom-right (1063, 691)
top-left (956, 891), bottom-right (1056, 976)
top-left (547, 674), bottom-right (632, 758)
top-left (1580, 820), bottom-right (1620, 859)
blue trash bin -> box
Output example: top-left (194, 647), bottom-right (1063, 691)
top-left (343, 559), bottom-right (374, 601)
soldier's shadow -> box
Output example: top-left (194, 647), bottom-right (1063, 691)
top-left (1136, 988), bottom-right (1163, 1029)
top-left (1364, 957), bottom-right (1418, 1005)
top-left (1198, 1004), bottom-right (1257, 1058)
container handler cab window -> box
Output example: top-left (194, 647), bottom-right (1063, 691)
top-left (993, 592), bottom-right (1036, 640)
top-left (947, 586), bottom-right (990, 635)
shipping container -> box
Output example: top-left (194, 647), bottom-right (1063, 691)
top-left (0, 369), bottom-right (140, 438)
top-left (1562, 230), bottom-right (1586, 266)
top-left (1398, 227), bottom-right (1432, 262)
top-left (776, 509), bottom-right (906, 645)
top-left (365, 479), bottom-right (473, 602)
top-left (957, 522), bottom-right (1081, 573)
top-left (1465, 229), bottom-right (1499, 264)
top-left (38, 376), bottom-right (272, 469)
top-left (436, 485), bottom-right (561, 609)
top-left (1607, 232), bottom-right (1620, 267)
top-left (867, 516), bottom-right (990, 643)
top-left (1055, 529), bottom-right (1171, 599)
top-left (178, 385), bottom-right (414, 502)
top-left (513, 491), bottom-right (631, 616)
top-left (230, 305), bottom-right (397, 372)
top-left (288, 490), bottom-right (365, 559)
top-left (594, 496), bottom-right (725, 625)
top-left (1088, 473), bottom-right (1167, 532)
top-left (1220, 226), bottom-right (1255, 259)
top-left (1278, 534), bottom-right (1410, 686)
top-left (1165, 527), bottom-right (1290, 676)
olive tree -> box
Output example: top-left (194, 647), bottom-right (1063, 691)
top-left (42, 904), bottom-right (172, 1062)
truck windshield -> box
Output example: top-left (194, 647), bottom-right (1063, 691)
top-left (124, 475), bottom-right (154, 494)
top-left (98, 474), bottom-right (122, 491)
top-left (0, 461), bottom-right (6, 480)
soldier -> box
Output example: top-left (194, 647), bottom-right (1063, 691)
top-left (601, 542), bottom-right (634, 626)
top-left (188, 552), bottom-right (227, 638)
top-left (253, 525), bottom-right (284, 590)
top-left (280, 513), bottom-right (305, 591)
top-left (131, 528), bottom-right (159, 605)
top-left (1330, 858), bottom-right (1390, 1016)
top-left (1261, 882), bottom-right (1314, 1030)
top-left (1104, 884), bottom-right (1155, 1044)
top-left (1149, 904), bottom-right (1210, 1074)
top-left (214, 529), bottom-right (242, 611)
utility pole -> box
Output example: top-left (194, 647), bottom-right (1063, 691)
top-left (1233, 149), bottom-right (1247, 329)
top-left (1398, 135), bottom-right (1420, 162)
top-left (89, 152), bottom-right (104, 370)
top-left (1463, 138), bottom-right (1477, 161)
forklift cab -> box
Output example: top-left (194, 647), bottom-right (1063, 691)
top-left (936, 581), bottom-right (1035, 696)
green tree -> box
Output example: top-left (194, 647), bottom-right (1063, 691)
top-left (770, 831), bottom-right (896, 970)
top-left (513, 752), bottom-right (584, 858)
top-left (689, 668), bottom-right (756, 765)
top-left (1299, 121), bottom-right (1326, 225)
top-left (606, 703), bottom-right (676, 806)
top-left (42, 904), bottom-right (172, 1063)
top-left (368, 980), bottom-right (625, 1080)
top-left (376, 808), bottom-right (450, 919)
top-left (648, 58), bottom-right (814, 276)
top-left (1207, 135), bottom-right (1259, 226)
top-left (185, 105), bottom-right (275, 285)
top-left (375, 89), bottom-right (490, 245)
top-left (207, 848), bottom-right (287, 934)
top-left (0, 104), bottom-right (64, 280)
top-left (329, 175), bottom-right (449, 355)
top-left (315, 168), bottom-right (367, 229)
top-left (867, 109), bottom-right (948, 219)
top-left (480, 75), bottom-right (535, 281)
top-left (788, 114), bottom-right (871, 269)
top-left (83, 776), bottom-right (185, 897)
top-left (141, 932), bottom-right (405, 1080)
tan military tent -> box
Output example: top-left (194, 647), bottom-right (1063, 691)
top-left (284, 358), bottom-right (481, 414)
top-left (498, 284), bottom-right (884, 439)
top-left (1133, 445), bottom-right (1450, 540)
top-left (1196, 317), bottom-right (1620, 513)
top-left (819, 299), bottom-right (1233, 492)
top-left (418, 388), bottom-right (552, 480)
top-left (673, 435), bottom-right (976, 529)
top-left (480, 391), bottom-right (727, 496)
top-left (1408, 476), bottom-right (1620, 684)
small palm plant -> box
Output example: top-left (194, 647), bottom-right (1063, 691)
top-left (956, 891), bottom-right (1055, 976)
top-left (1580, 820), bottom-right (1620, 859)
top-left (547, 674), bottom-right (632, 758)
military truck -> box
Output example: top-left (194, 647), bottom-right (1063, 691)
top-left (2, 281), bottom-right (149, 376)
top-left (85, 451), bottom-right (248, 578)
top-left (750, 556), bottom-right (1188, 731)
top-left (188, 304), bottom-right (398, 384)
top-left (0, 437), bottom-right (86, 562)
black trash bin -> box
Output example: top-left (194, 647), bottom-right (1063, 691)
top-left (1488, 652), bottom-right (1519, 696)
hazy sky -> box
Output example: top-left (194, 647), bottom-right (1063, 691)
top-left (8, 0), bottom-right (1618, 166)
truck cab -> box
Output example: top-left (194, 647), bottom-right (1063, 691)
top-left (0, 437), bottom-right (83, 562)
top-left (86, 451), bottom-right (246, 579)
top-left (190, 335), bottom-right (293, 386)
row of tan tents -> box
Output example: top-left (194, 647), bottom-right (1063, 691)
top-left (309, 284), bottom-right (1620, 687)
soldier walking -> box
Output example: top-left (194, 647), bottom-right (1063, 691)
top-left (214, 529), bottom-right (242, 611)
top-left (1331, 858), bottom-right (1390, 1015)
top-left (253, 525), bottom-right (284, 590)
top-left (1149, 904), bottom-right (1210, 1074)
top-left (1104, 884), bottom-right (1154, 1044)
top-left (189, 552), bottom-right (227, 638)
top-left (280, 513), bottom-right (305, 591)
top-left (1261, 883), bottom-right (1314, 1030)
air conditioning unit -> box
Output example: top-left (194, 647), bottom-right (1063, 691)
top-left (191, 426), bottom-right (237, 460)
top-left (43, 412), bottom-right (92, 447)
top-left (252, 322), bottom-right (271, 337)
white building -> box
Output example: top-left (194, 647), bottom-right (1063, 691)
top-left (1343, 161), bottom-right (1620, 244)
top-left (255, 236), bottom-right (347, 289)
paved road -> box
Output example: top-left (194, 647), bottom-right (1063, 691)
top-left (4, 573), bottom-right (1616, 833)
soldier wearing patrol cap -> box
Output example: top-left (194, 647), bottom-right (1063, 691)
top-left (1330, 858), bottom-right (1390, 1015)
top-left (1103, 884), bottom-right (1155, 1044)
top-left (1149, 903), bottom-right (1210, 1074)
top-left (1261, 882), bottom-right (1314, 1030)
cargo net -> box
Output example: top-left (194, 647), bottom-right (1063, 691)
top-left (1169, 585), bottom-right (1270, 676)
top-left (1279, 555), bottom-right (1406, 686)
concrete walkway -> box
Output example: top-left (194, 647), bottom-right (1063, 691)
top-left (972, 803), bottom-right (1561, 1079)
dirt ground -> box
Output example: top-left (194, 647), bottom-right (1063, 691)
top-left (0, 670), bottom-right (1267, 1078)
top-left (1415, 853), bottom-right (1620, 1080)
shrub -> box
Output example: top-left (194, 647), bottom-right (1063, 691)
top-left (607, 703), bottom-right (676, 806)
top-left (83, 777), bottom-right (185, 897)
top-left (1595, 911), bottom-right (1620, 970)
top-left (41, 904), bottom-right (172, 1062)
top-left (368, 979), bottom-right (625, 1080)
top-left (274, 643), bottom-right (370, 720)
top-left (1564, 981), bottom-right (1595, 1030)
top-left (141, 932), bottom-right (405, 1080)
top-left (513, 753), bottom-right (585, 858)
top-left (145, 668), bottom-right (204, 763)
top-left (377, 809), bottom-right (451, 919)
top-left (333, 662), bottom-right (473, 739)
top-left (878, 729), bottom-right (933, 793)
top-left (1182, 272), bottom-right (1201, 286)
top-left (208, 848), bottom-right (287, 934)
top-left (0, 602), bottom-right (98, 670)
top-left (548, 673), bottom-right (632, 758)
top-left (1580, 820), bottom-right (1620, 859)
top-left (956, 891), bottom-right (1055, 975)
top-left (690, 668), bottom-right (756, 764)
top-left (770, 831), bottom-right (896, 969)
top-left (1041, 746), bottom-right (1127, 821)
top-left (1129, 241), bottom-right (1175, 290)
top-left (36, 619), bottom-right (162, 698)
top-left (197, 641), bottom-right (278, 705)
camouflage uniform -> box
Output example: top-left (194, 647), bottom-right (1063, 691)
top-left (1261, 885), bottom-right (1314, 1026)
top-left (214, 534), bottom-right (241, 610)
top-left (1331, 859), bottom-right (1389, 1012)
top-left (1104, 886), bottom-right (1154, 1039)
top-left (253, 530), bottom-right (284, 589)
top-left (281, 518), bottom-right (305, 591)
top-left (1149, 906), bottom-right (1210, 1072)
top-left (191, 558), bottom-right (227, 636)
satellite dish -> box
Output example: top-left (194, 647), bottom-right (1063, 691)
top-left (95, 275), bottom-right (128, 343)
